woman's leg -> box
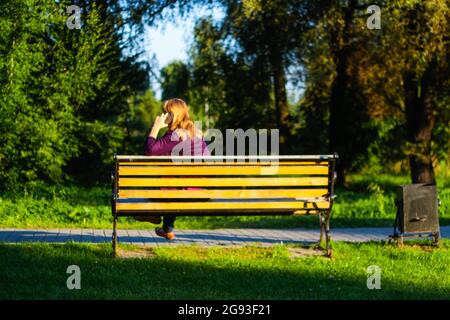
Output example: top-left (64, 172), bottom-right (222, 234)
top-left (155, 216), bottom-right (176, 240)
top-left (135, 215), bottom-right (161, 224)
top-left (162, 216), bottom-right (176, 233)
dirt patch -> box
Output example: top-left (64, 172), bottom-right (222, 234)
top-left (288, 247), bottom-right (323, 259)
top-left (116, 247), bottom-right (157, 259)
top-left (115, 245), bottom-right (325, 259)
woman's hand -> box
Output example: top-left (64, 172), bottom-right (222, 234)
top-left (149, 113), bottom-right (169, 138)
top-left (154, 113), bottom-right (169, 130)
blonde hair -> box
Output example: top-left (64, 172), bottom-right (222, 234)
top-left (163, 98), bottom-right (201, 140)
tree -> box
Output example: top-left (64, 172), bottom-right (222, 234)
top-left (0, 0), bottom-right (149, 188)
top-left (123, 89), bottom-right (161, 153)
top-left (393, 0), bottom-right (449, 183)
top-left (220, 0), bottom-right (319, 151)
top-left (299, 0), bottom-right (379, 184)
top-left (300, 0), bottom-right (450, 185)
top-left (160, 61), bottom-right (191, 102)
top-left (189, 17), bottom-right (275, 132)
top-left (360, 0), bottom-right (450, 183)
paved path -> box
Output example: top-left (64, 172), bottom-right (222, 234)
top-left (0, 227), bottom-right (449, 246)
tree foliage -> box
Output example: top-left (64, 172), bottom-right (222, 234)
top-left (1, 0), bottom-right (449, 190)
top-left (0, 0), bottom-right (149, 189)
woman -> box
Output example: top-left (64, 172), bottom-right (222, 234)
top-left (139, 98), bottom-right (209, 240)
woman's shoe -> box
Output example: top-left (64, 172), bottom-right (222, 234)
top-left (155, 227), bottom-right (175, 240)
top-left (135, 216), bottom-right (162, 224)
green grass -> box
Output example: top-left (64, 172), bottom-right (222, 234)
top-left (0, 173), bottom-right (449, 229)
top-left (1, 241), bottom-right (450, 299)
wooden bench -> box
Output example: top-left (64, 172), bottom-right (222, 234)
top-left (111, 154), bottom-right (338, 256)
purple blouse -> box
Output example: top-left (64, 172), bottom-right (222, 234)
top-left (144, 130), bottom-right (209, 157)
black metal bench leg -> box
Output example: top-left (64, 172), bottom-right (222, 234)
top-left (433, 232), bottom-right (440, 246)
top-left (318, 212), bottom-right (326, 249)
top-left (112, 214), bottom-right (118, 257)
top-left (325, 209), bottom-right (332, 258)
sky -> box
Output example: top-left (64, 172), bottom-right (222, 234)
top-left (144, 23), bottom-right (190, 99)
top-left (143, 7), bottom-right (224, 99)
top-left (145, 19), bottom-right (191, 68)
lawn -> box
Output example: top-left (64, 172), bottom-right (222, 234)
top-left (1, 241), bottom-right (449, 299)
top-left (0, 173), bottom-right (448, 230)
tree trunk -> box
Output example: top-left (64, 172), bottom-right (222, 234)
top-left (404, 64), bottom-right (437, 184)
top-left (329, 52), bottom-right (350, 186)
top-left (269, 48), bottom-right (290, 153)
top-left (328, 0), bottom-right (356, 186)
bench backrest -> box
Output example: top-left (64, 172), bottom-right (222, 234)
top-left (112, 155), bottom-right (337, 216)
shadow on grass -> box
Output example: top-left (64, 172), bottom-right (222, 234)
top-left (0, 243), bottom-right (449, 299)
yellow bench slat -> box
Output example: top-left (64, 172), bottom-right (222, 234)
top-left (118, 165), bottom-right (329, 176)
top-left (118, 189), bottom-right (329, 199)
top-left (118, 161), bottom-right (328, 166)
top-left (116, 201), bottom-right (330, 211)
top-left (293, 210), bottom-right (321, 215)
top-left (118, 177), bottom-right (329, 187)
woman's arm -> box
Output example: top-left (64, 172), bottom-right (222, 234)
top-left (144, 113), bottom-right (179, 156)
top-left (145, 132), bottom-right (179, 155)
